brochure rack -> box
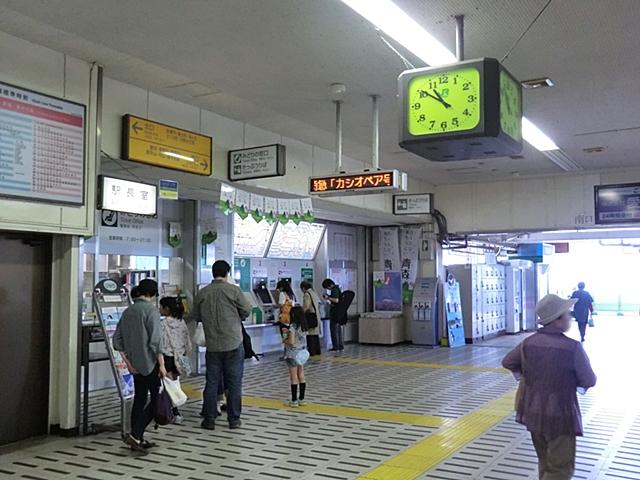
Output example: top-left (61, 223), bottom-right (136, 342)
top-left (91, 278), bottom-right (134, 438)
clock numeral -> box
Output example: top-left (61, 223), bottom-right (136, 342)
top-left (411, 102), bottom-right (421, 110)
top-left (463, 82), bottom-right (471, 91)
top-left (453, 76), bottom-right (458, 85)
top-left (417, 114), bottom-right (426, 123)
top-left (452, 117), bottom-right (460, 127)
top-left (429, 120), bottom-right (436, 130)
top-left (440, 121), bottom-right (448, 131)
top-left (439, 75), bottom-right (449, 84)
top-left (419, 90), bottom-right (428, 99)
top-left (463, 109), bottom-right (471, 117)
top-left (467, 94), bottom-right (477, 103)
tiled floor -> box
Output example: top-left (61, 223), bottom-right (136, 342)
top-left (1, 316), bottom-right (638, 479)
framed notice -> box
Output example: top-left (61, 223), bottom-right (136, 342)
top-left (0, 80), bottom-right (86, 205)
top-left (595, 183), bottom-right (640, 225)
top-left (98, 176), bottom-right (157, 216)
top-left (393, 193), bottom-right (433, 215)
top-left (228, 144), bottom-right (286, 181)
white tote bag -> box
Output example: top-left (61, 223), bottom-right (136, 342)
top-left (193, 323), bottom-right (206, 347)
top-left (163, 377), bottom-right (188, 407)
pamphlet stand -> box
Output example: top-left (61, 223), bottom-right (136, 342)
top-left (91, 278), bottom-right (134, 438)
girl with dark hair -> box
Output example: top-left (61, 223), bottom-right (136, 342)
top-left (159, 296), bottom-right (192, 424)
top-left (282, 306), bottom-right (309, 407)
top-left (276, 280), bottom-right (295, 360)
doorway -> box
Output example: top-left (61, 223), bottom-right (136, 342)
top-left (0, 233), bottom-right (52, 445)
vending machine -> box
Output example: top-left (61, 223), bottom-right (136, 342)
top-left (411, 277), bottom-right (439, 346)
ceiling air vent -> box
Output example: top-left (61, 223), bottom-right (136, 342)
top-left (509, 155), bottom-right (525, 159)
top-left (583, 146), bottom-right (605, 153)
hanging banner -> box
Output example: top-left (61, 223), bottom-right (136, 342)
top-left (277, 198), bottom-right (291, 224)
top-left (219, 184), bottom-right (235, 215)
top-left (379, 227), bottom-right (400, 272)
top-left (234, 189), bottom-right (251, 219)
top-left (289, 198), bottom-right (302, 224)
top-left (168, 222), bottom-right (182, 248)
top-left (264, 196), bottom-right (278, 224)
top-left (400, 226), bottom-right (422, 304)
top-left (250, 193), bottom-right (265, 222)
top-left (300, 197), bottom-right (314, 222)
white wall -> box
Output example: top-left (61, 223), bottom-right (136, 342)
top-left (0, 31), bottom-right (97, 235)
top-left (436, 169), bottom-right (640, 234)
top-left (101, 77), bottom-right (433, 215)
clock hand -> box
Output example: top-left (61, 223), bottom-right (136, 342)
top-left (432, 89), bottom-right (452, 109)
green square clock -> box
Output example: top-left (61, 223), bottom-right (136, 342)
top-left (398, 58), bottom-right (523, 161)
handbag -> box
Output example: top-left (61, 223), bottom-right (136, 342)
top-left (193, 323), bottom-right (206, 347)
top-left (293, 348), bottom-right (310, 366)
top-left (175, 354), bottom-right (192, 377)
top-left (154, 383), bottom-right (176, 425)
top-left (304, 292), bottom-right (319, 329)
top-left (514, 341), bottom-right (526, 410)
top-left (162, 377), bottom-right (188, 407)
top-left (588, 315), bottom-right (595, 327)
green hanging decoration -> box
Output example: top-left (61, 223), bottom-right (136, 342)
top-left (302, 211), bottom-right (315, 223)
top-left (235, 204), bottom-right (249, 219)
top-left (218, 198), bottom-right (234, 215)
top-left (219, 184), bottom-right (236, 215)
top-left (202, 230), bottom-right (217, 245)
top-left (264, 211), bottom-right (277, 224)
top-left (251, 209), bottom-right (264, 223)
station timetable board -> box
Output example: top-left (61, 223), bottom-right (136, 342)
top-left (0, 81), bottom-right (85, 205)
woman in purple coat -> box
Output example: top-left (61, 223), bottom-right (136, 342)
top-left (503, 294), bottom-right (596, 480)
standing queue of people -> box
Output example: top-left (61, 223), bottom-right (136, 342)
top-left (114, 263), bottom-right (343, 452)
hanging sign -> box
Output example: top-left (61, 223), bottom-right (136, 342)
top-left (264, 196), bottom-right (278, 224)
top-left (250, 193), bottom-right (264, 222)
top-left (168, 221), bottom-right (182, 248)
top-left (379, 227), bottom-right (401, 272)
top-left (228, 144), bottom-right (286, 181)
top-left (309, 169), bottom-right (407, 196)
top-left (98, 176), bottom-right (157, 216)
top-left (234, 189), bottom-right (251, 219)
top-left (159, 179), bottom-right (179, 200)
top-left (400, 226), bottom-right (422, 304)
top-left (393, 193), bottom-right (433, 215)
top-left (122, 114), bottom-right (212, 176)
top-left (277, 198), bottom-right (291, 224)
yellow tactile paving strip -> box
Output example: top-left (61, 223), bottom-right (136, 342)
top-left (181, 383), bottom-right (446, 427)
top-left (358, 390), bottom-right (516, 480)
top-left (319, 354), bottom-right (510, 374)
top-left (242, 396), bottom-right (447, 427)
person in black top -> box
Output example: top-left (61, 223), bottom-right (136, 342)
top-left (322, 278), bottom-right (343, 351)
top-left (570, 282), bottom-right (594, 342)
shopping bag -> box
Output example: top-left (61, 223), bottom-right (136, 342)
top-left (154, 384), bottom-right (176, 425)
top-left (293, 349), bottom-right (310, 366)
top-left (175, 354), bottom-right (193, 377)
top-left (163, 377), bottom-right (188, 407)
top-left (193, 323), bottom-right (206, 347)
top-left (588, 315), bottom-right (595, 327)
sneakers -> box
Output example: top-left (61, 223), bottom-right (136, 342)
top-left (288, 400), bottom-right (300, 407)
top-left (298, 400), bottom-right (307, 406)
top-left (173, 414), bottom-right (184, 425)
top-left (140, 440), bottom-right (157, 449)
top-left (201, 419), bottom-right (216, 430)
top-left (229, 420), bottom-right (242, 430)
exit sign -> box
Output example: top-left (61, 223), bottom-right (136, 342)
top-left (309, 170), bottom-right (407, 197)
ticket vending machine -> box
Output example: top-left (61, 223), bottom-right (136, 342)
top-left (252, 277), bottom-right (275, 323)
top-left (412, 277), bottom-right (439, 346)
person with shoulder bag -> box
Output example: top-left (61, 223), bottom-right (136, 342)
top-left (503, 294), bottom-right (596, 480)
top-left (301, 281), bottom-right (322, 356)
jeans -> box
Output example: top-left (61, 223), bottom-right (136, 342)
top-left (131, 368), bottom-right (160, 441)
top-left (203, 344), bottom-right (244, 422)
top-left (531, 433), bottom-right (576, 479)
top-left (330, 320), bottom-right (344, 350)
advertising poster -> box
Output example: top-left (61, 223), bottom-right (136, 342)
top-left (234, 257), bottom-right (251, 292)
top-left (400, 226), bottom-right (421, 304)
top-left (373, 271), bottom-right (403, 313)
top-left (100, 306), bottom-right (135, 398)
top-left (301, 267), bottom-right (314, 284)
top-left (379, 227), bottom-right (400, 271)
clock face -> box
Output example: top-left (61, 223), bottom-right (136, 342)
top-left (500, 70), bottom-right (522, 141)
top-left (407, 67), bottom-right (481, 136)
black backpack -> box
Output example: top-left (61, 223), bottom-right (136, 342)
top-left (334, 290), bottom-right (355, 326)
top-left (242, 323), bottom-right (260, 361)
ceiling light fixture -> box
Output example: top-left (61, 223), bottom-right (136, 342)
top-left (340, 0), bottom-right (561, 154)
top-left (340, 0), bottom-right (457, 66)
top-left (162, 151), bottom-right (195, 162)
top-left (521, 77), bottom-right (554, 89)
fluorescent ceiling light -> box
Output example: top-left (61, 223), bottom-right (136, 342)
top-left (521, 117), bottom-right (558, 151)
top-left (341, 0), bottom-right (560, 153)
top-left (340, 0), bottom-right (457, 66)
top-left (162, 151), bottom-right (194, 162)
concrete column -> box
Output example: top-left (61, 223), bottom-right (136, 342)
top-left (48, 235), bottom-right (81, 432)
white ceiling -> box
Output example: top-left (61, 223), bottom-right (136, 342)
top-left (0, 0), bottom-right (639, 184)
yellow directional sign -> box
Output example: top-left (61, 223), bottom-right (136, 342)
top-left (122, 114), bottom-right (212, 176)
